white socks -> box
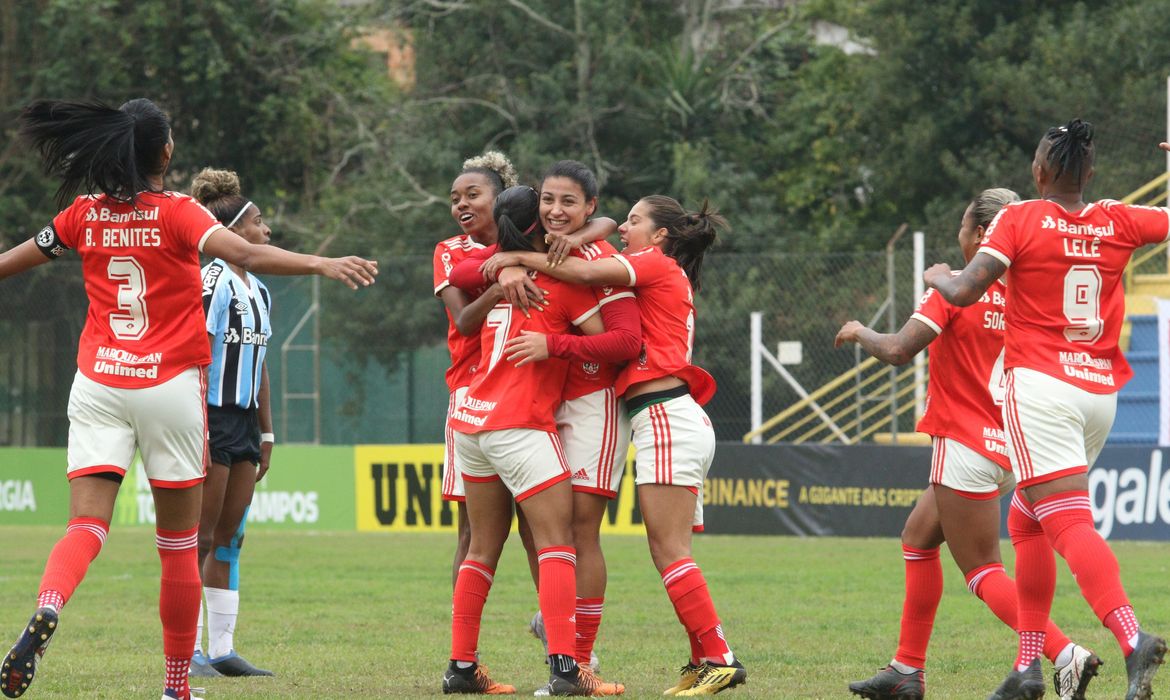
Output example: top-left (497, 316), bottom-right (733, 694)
top-left (204, 587), bottom-right (240, 659)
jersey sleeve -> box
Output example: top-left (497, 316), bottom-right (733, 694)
top-left (978, 205), bottom-right (1018, 267)
top-left (202, 263), bottom-right (230, 334)
top-left (48, 196), bottom-right (88, 251)
top-left (562, 282), bottom-right (602, 327)
top-left (1117, 202), bottom-right (1170, 246)
top-left (612, 248), bottom-right (665, 287)
top-left (447, 245), bottom-right (496, 293)
top-left (546, 295), bottom-right (641, 362)
top-left (909, 287), bottom-right (956, 335)
top-left (172, 195), bottom-right (225, 253)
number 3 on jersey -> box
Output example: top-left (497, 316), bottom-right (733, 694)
top-left (1063, 265), bottom-right (1103, 343)
top-left (107, 256), bottom-right (149, 340)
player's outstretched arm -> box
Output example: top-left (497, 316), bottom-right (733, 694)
top-left (481, 251), bottom-right (629, 287)
top-left (544, 216), bottom-right (618, 266)
top-left (834, 318), bottom-right (937, 366)
top-left (0, 239), bottom-right (54, 281)
top-left (924, 252), bottom-right (1004, 307)
top-left (203, 228), bottom-right (378, 289)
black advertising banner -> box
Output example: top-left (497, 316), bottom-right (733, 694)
top-left (702, 443), bottom-right (931, 537)
top-left (701, 443), bottom-right (1170, 541)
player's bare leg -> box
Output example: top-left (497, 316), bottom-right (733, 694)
top-left (850, 489), bottom-right (940, 699)
top-left (641, 484), bottom-right (743, 696)
top-left (152, 483), bottom-right (203, 700)
top-left (444, 479), bottom-right (515, 695)
top-left (3, 476), bottom-right (117, 698)
top-left (452, 504), bottom-right (472, 588)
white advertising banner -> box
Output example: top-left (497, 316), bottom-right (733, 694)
top-left (1158, 299), bottom-right (1170, 446)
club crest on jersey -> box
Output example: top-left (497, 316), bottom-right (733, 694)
top-left (601, 286), bottom-right (614, 296)
top-left (638, 345), bottom-right (648, 366)
top-left (582, 362), bottom-right (600, 375)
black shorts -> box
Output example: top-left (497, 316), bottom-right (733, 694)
top-left (207, 405), bottom-right (260, 467)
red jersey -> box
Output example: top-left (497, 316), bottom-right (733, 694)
top-left (450, 273), bottom-right (600, 433)
top-left (433, 235), bottom-right (487, 391)
top-left (49, 192), bottom-right (223, 388)
top-left (562, 240), bottom-right (635, 402)
top-left (980, 199), bottom-right (1170, 393)
top-left (912, 278), bottom-right (1009, 468)
top-left (612, 247), bottom-right (715, 404)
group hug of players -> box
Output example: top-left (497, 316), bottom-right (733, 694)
top-left (0, 95), bottom-right (1165, 700)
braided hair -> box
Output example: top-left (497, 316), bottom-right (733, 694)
top-left (1038, 118), bottom-right (1095, 187)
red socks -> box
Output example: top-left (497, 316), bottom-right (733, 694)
top-left (662, 558), bottom-right (733, 665)
top-left (37, 517), bottom-right (109, 610)
top-left (575, 597), bottom-right (604, 666)
top-left (157, 526), bottom-right (200, 699)
top-left (537, 547), bottom-right (578, 658)
top-left (451, 561), bottom-right (494, 662)
top-left (1105, 605), bottom-right (1141, 655)
top-left (965, 563), bottom-right (1071, 662)
top-left (894, 545), bottom-right (942, 669)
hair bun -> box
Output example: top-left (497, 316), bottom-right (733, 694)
top-left (1064, 118), bottom-right (1093, 144)
top-left (190, 168), bottom-right (241, 203)
top-left (462, 151), bottom-right (519, 188)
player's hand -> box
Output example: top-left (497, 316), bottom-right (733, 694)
top-left (504, 331), bottom-right (550, 367)
top-left (545, 232), bottom-right (581, 267)
top-left (257, 441), bottom-right (272, 481)
top-left (834, 321), bottom-right (864, 348)
top-left (320, 256), bottom-right (378, 289)
top-left (480, 252), bottom-right (521, 282)
top-left (499, 267), bottom-right (548, 316)
top-left (1160, 142), bottom-right (1170, 154)
top-left (923, 263), bottom-right (953, 290)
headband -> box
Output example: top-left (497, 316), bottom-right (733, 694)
top-left (226, 200), bottom-right (254, 228)
top-left (524, 219), bottom-right (539, 235)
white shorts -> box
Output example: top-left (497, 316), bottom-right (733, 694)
top-left (1003, 367), bottom-right (1116, 487)
top-left (630, 395), bottom-right (715, 490)
top-left (66, 368), bottom-right (206, 488)
top-left (929, 437), bottom-right (1014, 499)
top-left (454, 428), bottom-right (571, 502)
top-left (557, 388), bottom-right (630, 498)
top-left (442, 387), bottom-right (469, 502)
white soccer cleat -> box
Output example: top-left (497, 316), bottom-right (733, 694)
top-left (1054, 644), bottom-right (1101, 700)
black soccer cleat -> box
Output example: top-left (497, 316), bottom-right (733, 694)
top-left (848, 664), bottom-right (924, 699)
top-left (442, 661), bottom-right (516, 695)
top-left (208, 650), bottom-right (274, 677)
top-left (1, 607), bottom-right (58, 699)
top-left (988, 658), bottom-right (1045, 700)
top-left (1125, 631), bottom-right (1167, 700)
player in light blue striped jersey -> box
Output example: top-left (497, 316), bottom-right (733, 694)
top-left (189, 168), bottom-right (275, 678)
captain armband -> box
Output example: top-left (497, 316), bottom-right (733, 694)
top-left (34, 224), bottom-right (69, 260)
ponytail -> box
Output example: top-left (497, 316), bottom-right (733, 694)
top-left (968, 187), bottom-right (1020, 229)
top-left (19, 98), bottom-right (172, 207)
top-left (639, 195), bottom-right (726, 292)
top-left (493, 186), bottom-right (543, 252)
top-left (1039, 118), bottom-right (1095, 187)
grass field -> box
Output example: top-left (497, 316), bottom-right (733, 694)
top-left (0, 528), bottom-right (1167, 699)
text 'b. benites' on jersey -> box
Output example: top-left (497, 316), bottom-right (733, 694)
top-left (44, 192), bottom-right (223, 388)
top-left (979, 199), bottom-right (1170, 394)
top-left (202, 260), bottom-right (272, 409)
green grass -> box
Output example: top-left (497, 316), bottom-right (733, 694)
top-left (0, 528), bottom-right (1167, 698)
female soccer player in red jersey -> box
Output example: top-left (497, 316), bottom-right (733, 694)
top-left (925, 120), bottom-right (1168, 700)
top-left (0, 98), bottom-right (377, 700)
top-left (444, 186), bottom-right (629, 697)
top-left (434, 151), bottom-right (521, 586)
top-left (837, 188), bottom-right (1098, 700)
top-left (480, 195), bottom-right (745, 696)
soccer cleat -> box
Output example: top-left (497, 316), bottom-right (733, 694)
top-left (545, 666), bottom-right (625, 696)
top-left (442, 661), bottom-right (516, 695)
top-left (1, 607), bottom-right (58, 699)
top-left (208, 649), bottom-right (274, 677)
top-left (188, 650), bottom-right (222, 678)
top-left (162, 688), bottom-right (205, 700)
top-left (675, 660), bottom-right (747, 696)
top-left (1124, 631), bottom-right (1167, 700)
top-left (663, 663), bottom-right (704, 696)
top-left (848, 664), bottom-right (924, 699)
top-left (987, 658), bottom-right (1045, 700)
top-left (1053, 644), bottom-right (1100, 700)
